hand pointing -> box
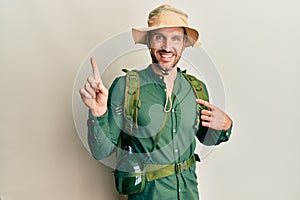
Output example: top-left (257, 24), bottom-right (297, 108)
top-left (79, 57), bottom-right (108, 116)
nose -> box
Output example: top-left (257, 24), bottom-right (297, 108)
top-left (162, 38), bottom-right (172, 52)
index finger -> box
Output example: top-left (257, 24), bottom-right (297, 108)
top-left (90, 57), bottom-right (100, 80)
top-left (196, 99), bottom-right (214, 110)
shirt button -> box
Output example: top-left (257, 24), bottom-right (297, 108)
top-left (174, 149), bottom-right (178, 153)
top-left (159, 76), bottom-right (163, 80)
top-left (179, 189), bottom-right (181, 192)
top-left (173, 129), bottom-right (176, 133)
top-left (171, 109), bottom-right (175, 112)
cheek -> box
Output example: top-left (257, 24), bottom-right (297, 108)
top-left (149, 40), bottom-right (161, 49)
top-left (174, 46), bottom-right (184, 56)
top-left (150, 49), bottom-right (158, 57)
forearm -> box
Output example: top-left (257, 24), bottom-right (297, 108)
top-left (197, 122), bottom-right (233, 146)
top-left (87, 76), bottom-right (125, 160)
top-left (87, 111), bottom-right (116, 160)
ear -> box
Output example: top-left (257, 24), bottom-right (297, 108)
top-left (182, 35), bottom-right (188, 49)
top-left (146, 31), bottom-right (152, 49)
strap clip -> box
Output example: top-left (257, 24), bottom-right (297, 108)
top-left (175, 163), bottom-right (182, 174)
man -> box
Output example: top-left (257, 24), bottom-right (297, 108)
top-left (79, 4), bottom-right (232, 200)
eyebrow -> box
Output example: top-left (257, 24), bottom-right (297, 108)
top-left (151, 32), bottom-right (184, 38)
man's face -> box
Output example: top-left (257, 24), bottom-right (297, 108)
top-left (148, 27), bottom-right (186, 72)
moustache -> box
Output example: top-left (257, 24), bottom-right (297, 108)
top-left (149, 48), bottom-right (176, 55)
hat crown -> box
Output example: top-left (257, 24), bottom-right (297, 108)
top-left (132, 4), bottom-right (201, 47)
top-left (148, 5), bottom-right (189, 28)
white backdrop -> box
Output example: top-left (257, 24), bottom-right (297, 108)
top-left (0, 0), bottom-right (299, 200)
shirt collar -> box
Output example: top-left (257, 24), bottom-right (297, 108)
top-left (145, 64), bottom-right (183, 83)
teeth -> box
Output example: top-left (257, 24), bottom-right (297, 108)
top-left (161, 54), bottom-right (172, 58)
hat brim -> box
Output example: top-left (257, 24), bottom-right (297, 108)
top-left (132, 25), bottom-right (201, 47)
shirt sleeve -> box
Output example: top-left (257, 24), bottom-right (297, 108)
top-left (197, 124), bottom-right (233, 146)
top-left (87, 76), bottom-right (126, 160)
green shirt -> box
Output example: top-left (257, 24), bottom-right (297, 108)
top-left (88, 66), bottom-right (232, 200)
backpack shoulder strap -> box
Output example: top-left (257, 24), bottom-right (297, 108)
top-left (122, 69), bottom-right (141, 133)
top-left (182, 71), bottom-right (209, 129)
top-left (182, 71), bottom-right (209, 107)
top-left (182, 71), bottom-right (209, 163)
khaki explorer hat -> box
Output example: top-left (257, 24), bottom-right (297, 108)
top-left (132, 4), bottom-right (201, 47)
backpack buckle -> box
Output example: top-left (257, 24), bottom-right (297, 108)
top-left (175, 163), bottom-right (181, 174)
top-left (128, 75), bottom-right (138, 94)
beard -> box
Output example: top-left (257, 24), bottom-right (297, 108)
top-left (149, 48), bottom-right (181, 75)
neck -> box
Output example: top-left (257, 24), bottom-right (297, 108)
top-left (151, 63), bottom-right (177, 92)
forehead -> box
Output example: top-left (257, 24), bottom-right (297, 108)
top-left (150, 27), bottom-right (185, 36)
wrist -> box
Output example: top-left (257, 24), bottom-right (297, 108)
top-left (90, 108), bottom-right (107, 117)
top-left (223, 115), bottom-right (232, 131)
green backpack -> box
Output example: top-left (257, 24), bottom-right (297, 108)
top-left (114, 69), bottom-right (209, 195)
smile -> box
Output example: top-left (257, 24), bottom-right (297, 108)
top-left (158, 52), bottom-right (175, 61)
top-left (161, 53), bottom-right (173, 58)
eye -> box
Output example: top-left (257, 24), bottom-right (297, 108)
top-left (173, 36), bottom-right (182, 42)
top-left (154, 34), bottom-right (164, 41)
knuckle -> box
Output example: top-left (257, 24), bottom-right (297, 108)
top-left (87, 76), bottom-right (93, 83)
